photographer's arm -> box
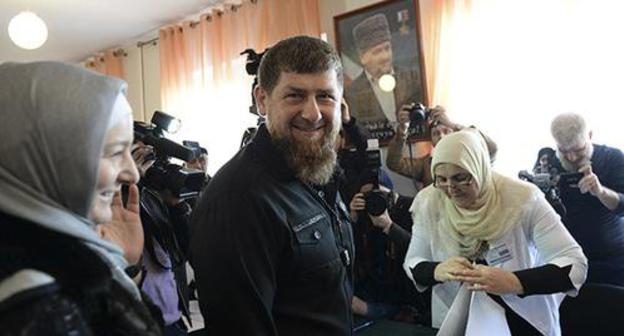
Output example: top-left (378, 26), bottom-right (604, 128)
top-left (341, 99), bottom-right (368, 153)
top-left (368, 210), bottom-right (411, 253)
top-left (578, 165), bottom-right (624, 211)
top-left (168, 200), bottom-right (193, 258)
top-left (576, 149), bottom-right (624, 213)
top-left (428, 107), bottom-right (498, 162)
top-left (386, 106), bottom-right (429, 181)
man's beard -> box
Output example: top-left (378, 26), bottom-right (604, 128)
top-left (268, 121), bottom-right (339, 186)
top-left (557, 144), bottom-right (594, 172)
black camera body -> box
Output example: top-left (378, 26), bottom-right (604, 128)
top-left (143, 162), bottom-right (205, 199)
top-left (518, 169), bottom-right (584, 218)
top-left (360, 139), bottom-right (393, 216)
top-left (364, 189), bottom-right (393, 216)
top-left (407, 103), bottom-right (432, 142)
top-left (558, 172), bottom-right (583, 190)
top-left (134, 111), bottom-right (206, 199)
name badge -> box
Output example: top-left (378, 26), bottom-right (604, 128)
top-left (486, 243), bottom-right (513, 265)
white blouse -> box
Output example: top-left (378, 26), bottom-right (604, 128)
top-left (404, 185), bottom-right (587, 336)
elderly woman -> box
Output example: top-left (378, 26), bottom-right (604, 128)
top-left (404, 130), bottom-right (587, 335)
top-left (0, 62), bottom-right (161, 334)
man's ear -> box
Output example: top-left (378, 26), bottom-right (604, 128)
top-left (254, 86), bottom-right (268, 117)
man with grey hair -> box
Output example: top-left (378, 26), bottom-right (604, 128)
top-left (191, 36), bottom-right (354, 335)
top-left (550, 112), bottom-right (624, 286)
top-left (344, 13), bottom-right (423, 138)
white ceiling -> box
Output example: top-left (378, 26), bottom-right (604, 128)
top-left (0, 0), bottom-right (229, 63)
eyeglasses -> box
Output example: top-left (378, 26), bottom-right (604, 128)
top-left (433, 173), bottom-right (473, 189)
top-left (558, 142), bottom-right (588, 156)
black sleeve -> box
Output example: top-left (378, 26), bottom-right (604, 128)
top-left (411, 261), bottom-right (441, 287)
top-left (604, 147), bottom-right (624, 214)
top-left (387, 223), bottom-right (411, 254)
top-left (342, 116), bottom-right (369, 153)
top-left (168, 201), bottom-right (193, 257)
top-left (514, 264), bottom-right (574, 297)
top-left (190, 192), bottom-right (286, 335)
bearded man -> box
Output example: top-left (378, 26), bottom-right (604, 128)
top-left (550, 113), bottom-right (624, 286)
top-left (190, 36), bottom-right (354, 335)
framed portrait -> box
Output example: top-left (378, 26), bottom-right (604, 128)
top-left (334, 0), bottom-right (428, 145)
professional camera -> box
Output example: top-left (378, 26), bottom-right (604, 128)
top-left (407, 102), bottom-right (431, 142)
top-left (241, 48), bottom-right (266, 117)
top-left (518, 170), bottom-right (583, 218)
top-left (359, 139), bottom-right (393, 216)
top-left (240, 48), bottom-right (268, 148)
top-left (134, 111), bottom-right (206, 199)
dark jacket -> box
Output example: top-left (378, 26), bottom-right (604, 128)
top-left (190, 124), bottom-right (354, 335)
top-left (560, 144), bottom-right (624, 285)
top-left (0, 212), bottom-right (163, 336)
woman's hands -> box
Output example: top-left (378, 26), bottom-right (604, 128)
top-left (435, 257), bottom-right (524, 295)
top-left (434, 256), bottom-right (474, 282)
top-left (454, 264), bottom-right (524, 295)
top-left (97, 184), bottom-right (143, 265)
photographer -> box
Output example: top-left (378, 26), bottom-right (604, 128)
top-left (133, 142), bottom-right (194, 336)
top-left (550, 113), bottom-right (624, 286)
top-left (348, 170), bottom-right (430, 325)
top-left (335, 99), bottom-right (375, 205)
top-left (386, 105), bottom-right (497, 187)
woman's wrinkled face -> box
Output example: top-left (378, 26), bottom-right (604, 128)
top-left (88, 95), bottom-right (139, 224)
top-left (433, 163), bottom-right (479, 209)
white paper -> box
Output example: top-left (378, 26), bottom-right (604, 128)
top-left (466, 292), bottom-right (511, 336)
top-left (437, 284), bottom-right (472, 336)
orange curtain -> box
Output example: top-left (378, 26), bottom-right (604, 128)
top-left (159, 0), bottom-right (321, 173)
top-left (418, 0), bottom-right (473, 107)
top-left (84, 49), bottom-right (126, 79)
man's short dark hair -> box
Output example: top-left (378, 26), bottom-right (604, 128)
top-left (258, 35), bottom-right (344, 94)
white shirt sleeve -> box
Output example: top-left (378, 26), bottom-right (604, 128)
top-left (404, 188), bottom-right (436, 292)
top-left (526, 191), bottom-right (588, 295)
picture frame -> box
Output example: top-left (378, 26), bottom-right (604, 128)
top-left (334, 0), bottom-right (428, 144)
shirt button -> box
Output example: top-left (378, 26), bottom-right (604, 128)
top-left (318, 191), bottom-right (325, 198)
top-left (313, 230), bottom-right (322, 240)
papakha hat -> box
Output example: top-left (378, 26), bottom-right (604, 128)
top-left (352, 13), bottom-right (391, 53)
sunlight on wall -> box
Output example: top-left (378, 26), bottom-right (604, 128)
top-left (433, 0), bottom-right (624, 176)
top-left (160, 56), bottom-right (258, 176)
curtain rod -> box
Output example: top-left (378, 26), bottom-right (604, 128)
top-left (136, 2), bottom-right (248, 47)
top-left (137, 37), bottom-right (159, 48)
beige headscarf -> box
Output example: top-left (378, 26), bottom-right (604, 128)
top-left (431, 130), bottom-right (533, 259)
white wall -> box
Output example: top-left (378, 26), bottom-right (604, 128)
top-left (122, 34), bottom-right (162, 123)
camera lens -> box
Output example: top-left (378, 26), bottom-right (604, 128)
top-left (365, 191), bottom-right (388, 216)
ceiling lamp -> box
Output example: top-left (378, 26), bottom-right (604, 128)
top-left (8, 11), bottom-right (48, 50)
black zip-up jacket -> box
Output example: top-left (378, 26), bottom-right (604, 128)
top-left (190, 124), bottom-right (354, 335)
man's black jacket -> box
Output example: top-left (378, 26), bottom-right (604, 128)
top-left (190, 124), bottom-right (354, 335)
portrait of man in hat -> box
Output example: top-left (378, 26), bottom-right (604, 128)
top-left (336, 1), bottom-right (427, 143)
